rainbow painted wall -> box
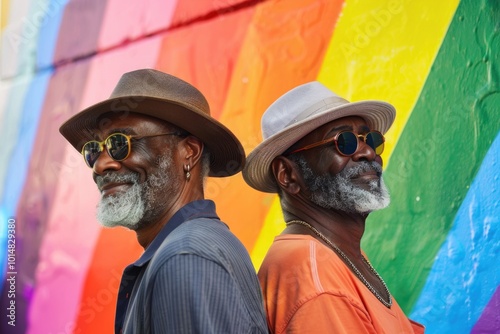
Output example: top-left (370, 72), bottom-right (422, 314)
top-left (0, 0), bottom-right (498, 333)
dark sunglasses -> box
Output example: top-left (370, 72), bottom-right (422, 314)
top-left (81, 132), bottom-right (180, 168)
top-left (286, 130), bottom-right (385, 156)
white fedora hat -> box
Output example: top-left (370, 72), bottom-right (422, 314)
top-left (242, 81), bottom-right (395, 193)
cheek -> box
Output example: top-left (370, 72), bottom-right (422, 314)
top-left (375, 155), bottom-right (383, 167)
top-left (133, 142), bottom-right (171, 167)
top-left (330, 157), bottom-right (350, 174)
top-left (120, 150), bottom-right (161, 181)
top-left (316, 151), bottom-right (349, 175)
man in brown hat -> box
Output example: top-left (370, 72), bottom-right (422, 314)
top-left (243, 82), bottom-right (424, 333)
top-left (60, 69), bottom-right (267, 334)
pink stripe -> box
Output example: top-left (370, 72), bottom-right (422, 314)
top-left (97, 0), bottom-right (178, 51)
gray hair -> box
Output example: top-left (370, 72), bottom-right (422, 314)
top-left (200, 148), bottom-right (211, 178)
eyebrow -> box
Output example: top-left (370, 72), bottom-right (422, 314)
top-left (325, 124), bottom-right (371, 137)
top-left (92, 128), bottom-right (134, 140)
top-left (109, 127), bottom-right (134, 134)
top-left (326, 125), bottom-right (352, 135)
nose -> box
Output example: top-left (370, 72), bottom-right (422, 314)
top-left (93, 148), bottom-right (122, 175)
top-left (351, 138), bottom-right (377, 162)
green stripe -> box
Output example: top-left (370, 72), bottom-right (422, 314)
top-left (363, 0), bottom-right (500, 313)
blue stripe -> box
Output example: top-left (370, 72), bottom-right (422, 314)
top-left (410, 132), bottom-right (500, 333)
top-left (36, 0), bottom-right (69, 70)
top-left (0, 70), bottom-right (51, 290)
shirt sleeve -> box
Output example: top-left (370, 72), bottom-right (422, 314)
top-left (284, 293), bottom-right (378, 334)
top-left (150, 253), bottom-right (255, 334)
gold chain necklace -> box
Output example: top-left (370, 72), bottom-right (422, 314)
top-left (286, 220), bottom-right (392, 308)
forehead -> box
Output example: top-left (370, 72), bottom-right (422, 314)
top-left (93, 112), bottom-right (168, 134)
top-left (287, 116), bottom-right (369, 152)
top-left (303, 116), bottom-right (369, 141)
top-left (315, 116), bottom-right (369, 134)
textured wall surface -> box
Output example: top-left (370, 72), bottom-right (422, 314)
top-left (0, 0), bottom-right (498, 333)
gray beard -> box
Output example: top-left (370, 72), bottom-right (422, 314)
top-left (292, 157), bottom-right (390, 214)
top-left (95, 155), bottom-right (173, 229)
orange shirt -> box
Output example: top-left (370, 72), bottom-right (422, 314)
top-left (258, 234), bottom-right (425, 334)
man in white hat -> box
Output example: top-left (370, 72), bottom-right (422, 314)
top-left (60, 69), bottom-right (267, 334)
top-left (243, 82), bottom-right (424, 333)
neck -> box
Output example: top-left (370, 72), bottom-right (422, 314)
top-left (282, 200), bottom-right (368, 258)
top-left (135, 220), bottom-right (166, 249)
top-left (282, 198), bottom-right (392, 308)
top-left (135, 184), bottom-right (205, 249)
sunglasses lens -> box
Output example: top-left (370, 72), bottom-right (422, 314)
top-left (366, 132), bottom-right (385, 155)
top-left (105, 134), bottom-right (130, 161)
top-left (336, 132), bottom-right (358, 155)
top-left (83, 141), bottom-right (102, 168)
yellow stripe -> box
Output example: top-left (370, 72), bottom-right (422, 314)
top-left (251, 0), bottom-right (459, 268)
top-left (251, 197), bottom-right (285, 269)
top-left (1, 0), bottom-right (10, 30)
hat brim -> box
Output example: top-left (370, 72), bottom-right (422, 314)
top-left (242, 100), bottom-right (395, 192)
top-left (59, 96), bottom-right (245, 177)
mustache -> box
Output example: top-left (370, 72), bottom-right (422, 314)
top-left (342, 161), bottom-right (383, 178)
top-left (95, 173), bottom-right (139, 189)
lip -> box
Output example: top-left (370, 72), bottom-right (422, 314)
top-left (99, 182), bottom-right (132, 196)
top-left (352, 171), bottom-right (381, 181)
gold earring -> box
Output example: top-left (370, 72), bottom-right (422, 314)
top-left (185, 164), bottom-right (191, 181)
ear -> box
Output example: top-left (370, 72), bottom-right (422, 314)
top-left (180, 135), bottom-right (204, 169)
top-left (271, 156), bottom-right (301, 195)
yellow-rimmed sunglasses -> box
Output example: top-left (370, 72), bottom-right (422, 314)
top-left (81, 132), bottom-right (180, 168)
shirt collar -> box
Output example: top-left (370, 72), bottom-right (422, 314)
top-left (133, 199), bottom-right (219, 267)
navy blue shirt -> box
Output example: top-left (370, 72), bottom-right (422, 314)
top-left (115, 200), bottom-right (268, 333)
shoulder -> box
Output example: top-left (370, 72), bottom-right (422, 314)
top-left (149, 218), bottom-right (252, 273)
top-left (259, 234), bottom-right (346, 275)
top-left (259, 236), bottom-right (374, 333)
top-left (168, 218), bottom-right (246, 253)
top-left (259, 234), bottom-right (360, 301)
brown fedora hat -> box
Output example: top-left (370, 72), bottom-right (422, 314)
top-left (59, 69), bottom-right (244, 177)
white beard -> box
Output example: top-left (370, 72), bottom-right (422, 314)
top-left (293, 158), bottom-right (390, 214)
top-left (95, 155), bottom-right (173, 229)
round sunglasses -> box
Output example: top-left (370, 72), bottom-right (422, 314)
top-left (81, 132), bottom-right (180, 168)
top-left (286, 130), bottom-right (385, 156)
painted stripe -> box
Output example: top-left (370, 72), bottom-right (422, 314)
top-left (36, 0), bottom-right (68, 70)
top-left (0, 0), bottom-right (33, 78)
top-left (0, 76), bottom-right (31, 205)
top-left (52, 0), bottom-right (107, 64)
top-left (0, 71), bottom-right (51, 285)
top-left (1, 0), bottom-right (10, 31)
top-left (363, 0), bottom-right (500, 312)
top-left (251, 197), bottom-right (286, 268)
top-left (472, 286), bottom-right (500, 333)
top-left (97, 0), bottom-right (177, 51)
top-left (409, 133), bottom-right (500, 333)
